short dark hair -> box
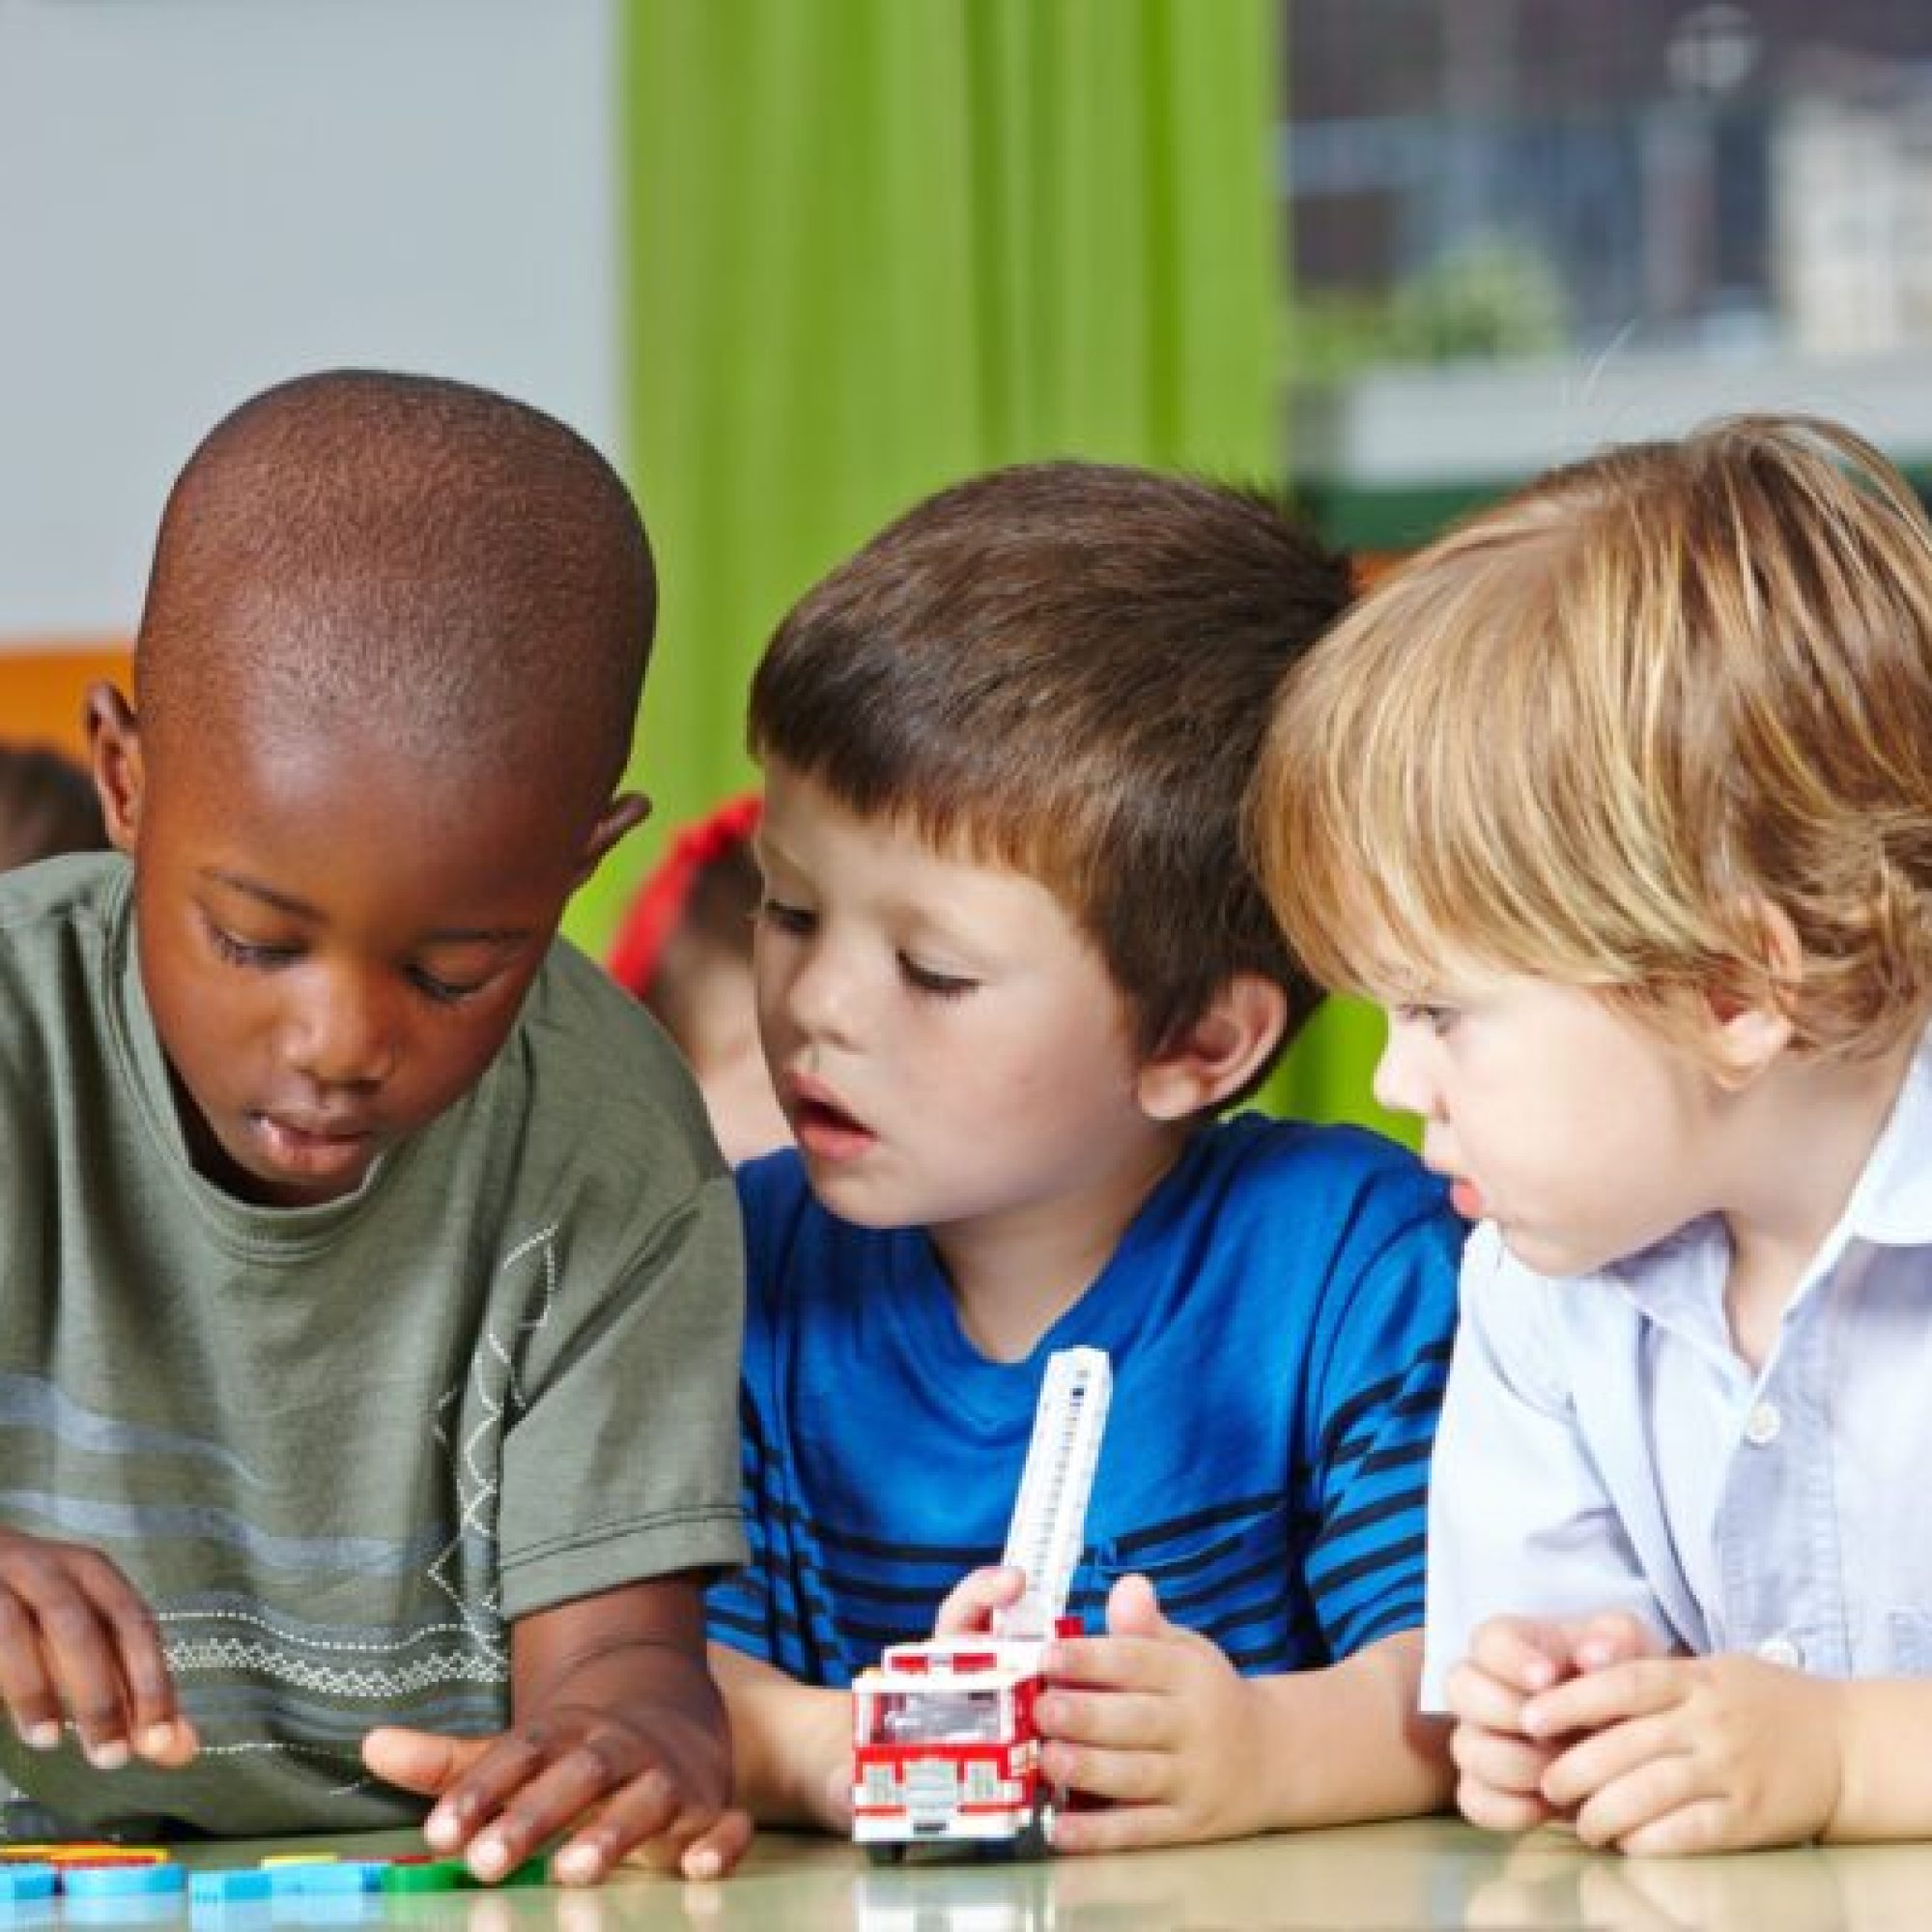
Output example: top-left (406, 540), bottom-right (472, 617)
top-left (135, 370), bottom-right (654, 820)
top-left (748, 461), bottom-right (1352, 1090)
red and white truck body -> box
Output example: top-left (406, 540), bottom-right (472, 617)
top-left (850, 1634), bottom-right (1065, 1853)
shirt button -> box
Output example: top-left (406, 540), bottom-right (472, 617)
top-left (1757, 1634), bottom-right (1804, 1668)
top-left (1743, 1401), bottom-right (1782, 1446)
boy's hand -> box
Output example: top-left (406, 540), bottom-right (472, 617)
top-left (363, 1710), bottom-right (751, 1884)
top-left (941, 1568), bottom-right (1270, 1848)
top-left (0, 1529), bottom-right (198, 1771)
top-left (1445, 1612), bottom-right (1655, 1833)
top-left (363, 1577), bottom-right (748, 1886)
top-left (932, 1564), bottom-right (1027, 1636)
top-left (1524, 1652), bottom-right (1846, 1854)
top-left (1025, 1574), bottom-right (1269, 1853)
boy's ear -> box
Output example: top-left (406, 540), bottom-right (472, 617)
top-left (1136, 972), bottom-right (1291, 1122)
top-left (572, 790), bottom-right (653, 888)
top-left (85, 682), bottom-right (144, 855)
top-left (1706, 899), bottom-right (1801, 1088)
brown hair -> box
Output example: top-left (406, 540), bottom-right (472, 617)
top-left (1252, 414), bottom-right (1932, 1063)
top-left (749, 461), bottom-right (1352, 1086)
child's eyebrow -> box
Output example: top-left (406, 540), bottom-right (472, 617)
top-left (198, 869), bottom-right (530, 946)
top-left (201, 868), bottom-right (318, 918)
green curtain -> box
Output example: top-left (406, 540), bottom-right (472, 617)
top-left (580, 0), bottom-right (1399, 1137)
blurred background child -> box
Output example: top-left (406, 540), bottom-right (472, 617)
top-left (0, 741), bottom-right (107, 874)
top-left (608, 792), bottom-right (789, 1165)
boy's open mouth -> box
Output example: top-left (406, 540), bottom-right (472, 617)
top-left (796, 1094), bottom-right (865, 1136)
top-left (791, 1091), bottom-right (877, 1161)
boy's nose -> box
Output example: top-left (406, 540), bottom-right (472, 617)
top-left (783, 946), bottom-right (862, 1046)
top-left (1371, 1019), bottom-right (1429, 1119)
top-left (285, 970), bottom-right (398, 1089)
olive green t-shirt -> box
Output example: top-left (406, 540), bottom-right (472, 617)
top-left (0, 854), bottom-right (747, 1833)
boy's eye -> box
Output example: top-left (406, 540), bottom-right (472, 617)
top-left (757, 898), bottom-right (816, 937)
top-left (1395, 1002), bottom-right (1457, 1037)
top-left (206, 921), bottom-right (298, 970)
top-left (899, 957), bottom-right (978, 1001)
top-left (408, 966), bottom-right (486, 1007)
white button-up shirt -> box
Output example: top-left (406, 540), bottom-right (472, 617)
top-left (1422, 1031), bottom-right (1932, 1707)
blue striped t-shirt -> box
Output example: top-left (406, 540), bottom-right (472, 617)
top-left (708, 1112), bottom-right (1463, 1685)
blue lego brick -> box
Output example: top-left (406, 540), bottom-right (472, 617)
top-left (188, 1867), bottom-right (273, 1904)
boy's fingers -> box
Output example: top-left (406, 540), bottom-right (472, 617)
top-left (92, 1593), bottom-right (183, 1759)
top-left (415, 1729), bottom-right (557, 1855)
top-left (1046, 1797), bottom-right (1186, 1856)
top-left (363, 1724), bottom-right (491, 1800)
top-left (1443, 1658), bottom-right (1533, 1732)
top-left (140, 1716), bottom-right (200, 1768)
top-left (1573, 1610), bottom-right (1658, 1673)
top-left (1457, 1773), bottom-right (1560, 1834)
top-left (1101, 1573), bottom-right (1170, 1639)
top-left (539, 1766), bottom-right (682, 1884)
top-left (1467, 1617), bottom-right (1572, 1692)
top-left (1522, 1660), bottom-right (1682, 1740)
top-left (1570, 1751), bottom-right (1701, 1852)
top-left (0, 1592), bottom-right (64, 1747)
top-left (817, 1759), bottom-right (853, 1833)
top-left (1540, 1712), bottom-right (1678, 1812)
top-left (1612, 1796), bottom-right (1732, 1859)
top-left (1450, 1720), bottom-right (1560, 1803)
top-left (932, 1566), bottom-right (1026, 1637)
top-left (1037, 1685), bottom-right (1166, 1751)
top-left (1042, 1634), bottom-right (1170, 1690)
top-left (28, 1579), bottom-right (140, 1766)
top-left (676, 1806), bottom-right (754, 1882)
top-left (1039, 1735), bottom-right (1168, 1806)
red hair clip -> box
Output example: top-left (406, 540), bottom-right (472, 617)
top-left (607, 792), bottom-right (763, 999)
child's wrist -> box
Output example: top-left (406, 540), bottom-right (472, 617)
top-left (1822, 1678), bottom-right (1865, 1840)
top-left (790, 1688), bottom-right (851, 1831)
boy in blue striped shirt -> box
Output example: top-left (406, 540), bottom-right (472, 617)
top-left (695, 463), bottom-right (1463, 1856)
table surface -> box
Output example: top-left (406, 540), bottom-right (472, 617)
top-left (32, 1816), bottom-right (1932, 1930)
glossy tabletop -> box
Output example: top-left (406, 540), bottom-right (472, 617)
top-left (41, 1818), bottom-right (1932, 1930)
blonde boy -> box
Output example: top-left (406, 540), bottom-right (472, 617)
top-left (1252, 415), bottom-right (1932, 1855)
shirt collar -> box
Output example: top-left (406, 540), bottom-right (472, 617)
top-left (1839, 1021), bottom-right (1932, 1247)
top-left (1602, 1023), bottom-right (1932, 1346)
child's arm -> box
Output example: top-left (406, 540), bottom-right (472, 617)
top-left (0, 1528), bottom-right (199, 1769)
top-left (706, 1641), bottom-right (853, 1830)
top-left (1514, 1652), bottom-right (1932, 1853)
top-left (363, 1573), bottom-right (751, 1885)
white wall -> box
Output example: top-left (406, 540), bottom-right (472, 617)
top-left (0, 0), bottom-right (619, 640)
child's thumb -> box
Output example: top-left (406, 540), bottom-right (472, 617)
top-left (1104, 1573), bottom-right (1172, 1639)
top-left (933, 1564), bottom-right (1027, 1636)
top-left (361, 1725), bottom-right (488, 1797)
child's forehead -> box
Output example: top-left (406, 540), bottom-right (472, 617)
top-left (760, 773), bottom-right (1054, 889)
top-left (1350, 920), bottom-right (1505, 1005)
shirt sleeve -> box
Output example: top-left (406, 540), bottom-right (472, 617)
top-left (497, 1168), bottom-right (750, 1619)
top-left (704, 1154), bottom-right (788, 1668)
top-left (1302, 1179), bottom-right (1463, 1661)
top-left (1420, 1225), bottom-right (1670, 1709)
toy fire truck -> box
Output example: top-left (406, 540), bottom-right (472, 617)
top-left (851, 1348), bottom-right (1111, 1862)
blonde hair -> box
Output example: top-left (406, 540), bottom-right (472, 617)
top-left (1251, 414), bottom-right (1932, 1063)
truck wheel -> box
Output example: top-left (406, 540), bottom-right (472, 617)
top-left (1011, 1804), bottom-right (1054, 1861)
top-left (864, 1843), bottom-right (906, 1866)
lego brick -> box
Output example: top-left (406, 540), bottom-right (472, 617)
top-left (188, 1868), bottom-right (273, 1904)
top-left (61, 1863), bottom-right (185, 1898)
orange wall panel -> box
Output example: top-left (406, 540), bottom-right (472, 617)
top-left (0, 644), bottom-right (132, 760)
